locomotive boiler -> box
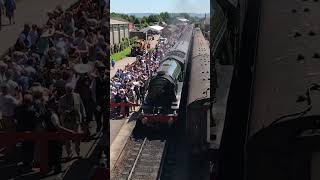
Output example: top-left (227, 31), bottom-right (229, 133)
top-left (138, 25), bottom-right (194, 127)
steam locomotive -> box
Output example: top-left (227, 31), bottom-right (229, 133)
top-left (138, 25), bottom-right (194, 127)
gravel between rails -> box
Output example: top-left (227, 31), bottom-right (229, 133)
top-left (111, 137), bottom-right (166, 180)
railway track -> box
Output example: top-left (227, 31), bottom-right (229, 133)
top-left (111, 137), bottom-right (166, 180)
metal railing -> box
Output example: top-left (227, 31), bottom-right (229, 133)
top-left (0, 131), bottom-right (83, 175)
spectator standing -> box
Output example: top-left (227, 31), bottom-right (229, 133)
top-left (44, 100), bottom-right (75, 173)
top-left (29, 24), bottom-right (39, 47)
top-left (92, 63), bottom-right (107, 133)
top-left (111, 58), bottom-right (115, 69)
top-left (75, 74), bottom-right (94, 138)
top-left (0, 61), bottom-right (8, 84)
top-left (15, 94), bottom-right (36, 170)
top-left (18, 24), bottom-right (32, 49)
top-left (63, 11), bottom-right (75, 37)
top-left (0, 0), bottom-right (4, 30)
top-left (4, 0), bottom-right (15, 24)
top-left (0, 83), bottom-right (20, 131)
top-left (3, 69), bottom-right (18, 96)
top-left (59, 83), bottom-right (86, 158)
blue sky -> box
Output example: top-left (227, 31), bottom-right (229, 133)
top-left (111, 0), bottom-right (210, 14)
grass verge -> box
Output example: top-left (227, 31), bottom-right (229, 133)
top-left (110, 47), bottom-right (131, 61)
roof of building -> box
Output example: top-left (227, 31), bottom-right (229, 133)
top-left (177, 17), bottom-right (189, 22)
top-left (140, 25), bottom-right (164, 33)
top-left (110, 18), bottom-right (130, 25)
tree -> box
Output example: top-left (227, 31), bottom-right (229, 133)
top-left (179, 13), bottom-right (191, 20)
top-left (147, 15), bottom-right (159, 24)
top-left (129, 15), bottom-right (137, 24)
top-left (141, 16), bottom-right (148, 25)
top-left (134, 18), bottom-right (140, 25)
top-left (159, 12), bottom-right (170, 22)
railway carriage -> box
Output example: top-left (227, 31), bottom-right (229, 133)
top-left (186, 28), bottom-right (211, 152)
top-left (244, 1), bottom-right (320, 180)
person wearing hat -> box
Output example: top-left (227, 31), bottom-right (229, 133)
top-left (58, 83), bottom-right (86, 158)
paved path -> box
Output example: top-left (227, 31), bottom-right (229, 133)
top-left (110, 57), bottom-right (136, 78)
top-left (110, 118), bottom-right (127, 144)
top-left (0, 0), bottom-right (79, 56)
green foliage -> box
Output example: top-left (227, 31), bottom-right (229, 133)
top-left (111, 12), bottom-right (173, 28)
top-left (148, 14), bottom-right (159, 23)
top-left (118, 38), bottom-right (131, 51)
top-left (179, 13), bottom-right (191, 20)
top-left (159, 12), bottom-right (170, 22)
top-left (111, 12), bottom-right (132, 22)
top-left (110, 47), bottom-right (131, 61)
top-left (130, 36), bottom-right (138, 45)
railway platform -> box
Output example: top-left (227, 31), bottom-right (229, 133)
top-left (110, 113), bottom-right (137, 171)
top-left (0, 0), bottom-right (79, 56)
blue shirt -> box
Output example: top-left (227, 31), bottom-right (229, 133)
top-left (17, 75), bottom-right (32, 93)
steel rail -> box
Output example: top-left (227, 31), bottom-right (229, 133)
top-left (127, 137), bottom-right (147, 180)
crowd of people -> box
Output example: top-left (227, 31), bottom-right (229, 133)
top-left (110, 31), bottom-right (183, 118)
top-left (0, 0), bottom-right (108, 174)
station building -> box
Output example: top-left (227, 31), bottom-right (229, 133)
top-left (110, 18), bottom-right (132, 45)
